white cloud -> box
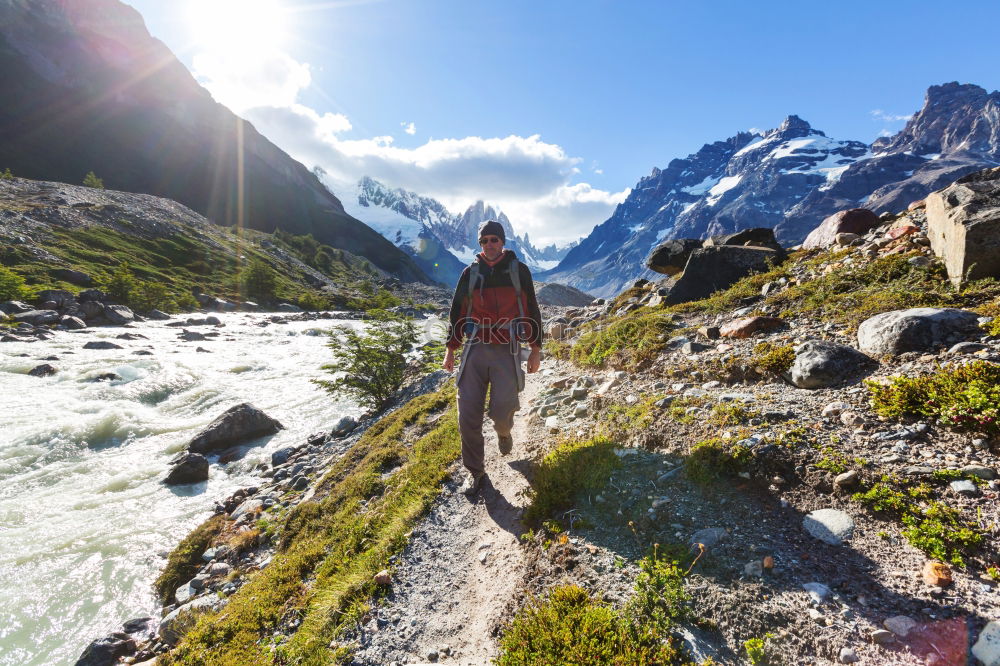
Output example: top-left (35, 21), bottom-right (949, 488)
top-left (197, 47), bottom-right (623, 245)
top-left (192, 47), bottom-right (311, 113)
top-left (870, 109), bottom-right (913, 123)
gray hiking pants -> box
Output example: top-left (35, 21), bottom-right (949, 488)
top-left (457, 343), bottom-right (520, 476)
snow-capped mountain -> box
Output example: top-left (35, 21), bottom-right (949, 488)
top-left (544, 82), bottom-right (1000, 298)
top-left (327, 175), bottom-right (575, 285)
top-left (541, 116), bottom-right (869, 296)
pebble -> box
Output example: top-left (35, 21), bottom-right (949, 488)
top-left (883, 615), bottom-right (917, 637)
top-left (839, 646), bottom-right (860, 663)
top-left (802, 582), bottom-right (832, 604)
top-left (822, 401), bottom-right (850, 417)
top-left (803, 509), bottom-right (855, 545)
top-left (871, 629), bottom-right (895, 645)
top-left (689, 527), bottom-right (727, 549)
top-left (950, 479), bottom-right (978, 496)
top-left (840, 411), bottom-right (865, 427)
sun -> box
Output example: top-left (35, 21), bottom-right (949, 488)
top-left (185, 0), bottom-right (289, 54)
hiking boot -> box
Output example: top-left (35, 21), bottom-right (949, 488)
top-left (498, 434), bottom-right (513, 456)
top-left (461, 471), bottom-right (486, 497)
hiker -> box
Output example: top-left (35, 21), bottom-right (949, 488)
top-left (443, 220), bottom-right (543, 496)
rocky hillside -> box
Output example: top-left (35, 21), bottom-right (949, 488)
top-left (0, 0), bottom-right (429, 284)
top-left (85, 172), bottom-right (1000, 666)
top-left (0, 175), bottom-right (444, 312)
top-left (545, 82), bottom-right (1000, 298)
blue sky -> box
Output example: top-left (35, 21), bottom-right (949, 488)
top-left (124, 0), bottom-right (1000, 245)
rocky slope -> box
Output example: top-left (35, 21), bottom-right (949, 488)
top-left (73, 192), bottom-right (1000, 664)
top-left (545, 83), bottom-right (1000, 298)
top-left (0, 0), bottom-right (429, 283)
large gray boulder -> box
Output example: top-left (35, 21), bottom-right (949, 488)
top-left (73, 632), bottom-right (136, 666)
top-left (11, 309), bottom-right (59, 326)
top-left (53, 268), bottom-right (93, 286)
top-left (188, 403), bottom-right (284, 454)
top-left (789, 340), bottom-right (874, 389)
top-left (926, 166), bottom-right (1000, 285)
top-left (164, 452), bottom-right (209, 485)
top-left (103, 304), bottom-right (135, 325)
top-left (534, 282), bottom-right (594, 307)
top-left (36, 289), bottom-right (75, 307)
top-left (59, 315), bottom-right (87, 330)
top-left (857, 307), bottom-right (982, 357)
top-left (802, 208), bottom-right (880, 250)
top-left (665, 246), bottom-right (781, 305)
top-left (647, 238), bottom-right (702, 276)
top-left (0, 300), bottom-right (33, 315)
top-left (704, 227), bottom-right (785, 255)
top-left (79, 301), bottom-right (105, 320)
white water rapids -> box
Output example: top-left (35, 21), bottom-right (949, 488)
top-left (0, 312), bottom-right (428, 665)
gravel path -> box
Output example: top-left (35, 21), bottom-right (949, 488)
top-left (352, 372), bottom-right (545, 665)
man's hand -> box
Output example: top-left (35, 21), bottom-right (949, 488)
top-left (443, 347), bottom-right (455, 373)
top-left (527, 346), bottom-right (541, 373)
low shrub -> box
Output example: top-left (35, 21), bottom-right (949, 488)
top-left (866, 361), bottom-right (1000, 434)
top-left (154, 514), bottom-right (226, 603)
top-left (495, 584), bottom-right (685, 665)
top-left (522, 437), bottom-right (620, 528)
top-left (852, 476), bottom-right (982, 566)
top-left (749, 342), bottom-right (795, 376)
top-left (685, 438), bottom-right (751, 484)
top-left (570, 311), bottom-right (674, 369)
top-left (0, 265), bottom-right (31, 301)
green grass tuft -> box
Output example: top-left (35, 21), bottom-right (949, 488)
top-left (154, 514), bottom-right (226, 604)
top-left (685, 438), bottom-right (751, 484)
top-left (522, 437), bottom-right (621, 528)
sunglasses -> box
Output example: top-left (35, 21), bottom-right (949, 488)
top-left (479, 236), bottom-right (502, 246)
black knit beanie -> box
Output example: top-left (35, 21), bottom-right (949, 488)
top-left (478, 220), bottom-right (505, 244)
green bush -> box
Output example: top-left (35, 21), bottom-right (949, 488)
top-left (749, 342), bottom-right (795, 376)
top-left (82, 171), bottom-right (104, 189)
top-left (0, 265), bottom-right (30, 301)
top-left (522, 437), bottom-right (620, 528)
top-left (866, 361), bottom-right (1000, 434)
top-left (239, 258), bottom-right (278, 303)
top-left (852, 477), bottom-right (982, 566)
top-left (571, 311), bottom-right (674, 369)
top-left (98, 262), bottom-right (138, 304)
top-left (686, 438), bottom-right (751, 484)
top-left (744, 634), bottom-right (773, 665)
top-left (96, 262), bottom-right (176, 312)
top-left (625, 548), bottom-right (691, 632)
top-left (0, 167), bottom-right (13, 180)
top-left (314, 309), bottom-right (420, 412)
top-left (496, 585), bottom-right (685, 666)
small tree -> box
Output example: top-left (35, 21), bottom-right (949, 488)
top-left (240, 258), bottom-right (277, 302)
top-left (0, 168), bottom-right (13, 180)
top-left (314, 309), bottom-right (420, 411)
top-left (83, 171), bottom-right (105, 189)
top-left (98, 262), bottom-right (137, 304)
top-left (0, 266), bottom-right (29, 301)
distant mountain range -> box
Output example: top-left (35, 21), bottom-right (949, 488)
top-left (325, 174), bottom-right (576, 286)
top-left (543, 82), bottom-right (1000, 297)
top-left (0, 0), bottom-right (430, 284)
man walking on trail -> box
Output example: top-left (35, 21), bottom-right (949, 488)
top-left (443, 220), bottom-right (543, 496)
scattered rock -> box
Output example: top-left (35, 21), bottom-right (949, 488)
top-left (840, 411), bottom-right (865, 427)
top-left (856, 307), bottom-right (981, 357)
top-left (74, 632), bottom-right (136, 666)
top-left (59, 315), bottom-right (87, 330)
top-left (949, 479), bottom-right (978, 496)
top-left (689, 527), bottom-right (727, 549)
top-left (28, 363), bottom-right (57, 377)
top-left (720, 316), bottom-right (784, 339)
top-left (271, 446), bottom-right (297, 466)
top-left (838, 646), bottom-right (860, 664)
top-left (788, 340), bottom-right (874, 389)
top-left (822, 401), bottom-right (850, 418)
top-left (163, 453), bottom-right (209, 485)
top-left (802, 208), bottom-right (880, 250)
top-left (374, 570), bottom-right (392, 586)
top-left (922, 561), bottom-right (953, 587)
top-left (871, 629), bottom-right (895, 645)
top-left (961, 464), bottom-right (997, 480)
top-left (103, 304), bottom-right (136, 326)
top-left (188, 403), bottom-right (284, 454)
top-left (331, 415), bottom-right (358, 437)
top-left (802, 582), bottom-right (832, 603)
top-left (158, 596), bottom-right (225, 645)
top-left (147, 309), bottom-right (171, 320)
top-left (973, 620), bottom-right (1000, 666)
top-left (834, 470), bottom-right (859, 490)
top-left (697, 325), bottom-right (721, 340)
top-left (743, 560), bottom-right (763, 577)
top-left (83, 341), bottom-right (123, 350)
top-left (883, 615), bottom-right (917, 637)
top-left (803, 509), bottom-right (855, 545)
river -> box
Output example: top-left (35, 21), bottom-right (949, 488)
top-left (0, 312), bottom-right (396, 665)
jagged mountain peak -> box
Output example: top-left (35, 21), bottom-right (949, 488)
top-left (775, 114), bottom-right (815, 135)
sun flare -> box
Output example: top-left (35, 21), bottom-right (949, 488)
top-left (185, 0), bottom-right (289, 54)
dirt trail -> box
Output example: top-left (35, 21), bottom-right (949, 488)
top-left (353, 369), bottom-right (547, 666)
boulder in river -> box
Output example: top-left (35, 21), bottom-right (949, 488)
top-left (103, 305), bottom-right (135, 326)
top-left (59, 315), bottom-right (87, 330)
top-left (147, 309), bottom-right (171, 320)
top-left (73, 632), bottom-right (136, 666)
top-left (12, 309), bottom-right (59, 326)
top-left (164, 453), bottom-right (210, 485)
top-left (28, 363), bottom-right (57, 377)
top-left (83, 341), bottom-right (123, 350)
top-left (188, 403), bottom-right (284, 454)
